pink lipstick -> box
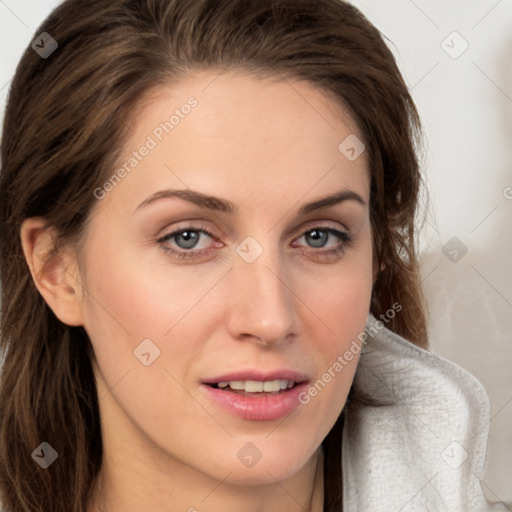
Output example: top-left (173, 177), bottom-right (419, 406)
top-left (201, 369), bottom-right (309, 421)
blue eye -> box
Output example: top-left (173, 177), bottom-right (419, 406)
top-left (172, 230), bottom-right (203, 249)
top-left (156, 225), bottom-right (351, 260)
top-left (157, 228), bottom-right (216, 259)
top-left (296, 228), bottom-right (351, 252)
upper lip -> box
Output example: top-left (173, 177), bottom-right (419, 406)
top-left (202, 369), bottom-right (310, 385)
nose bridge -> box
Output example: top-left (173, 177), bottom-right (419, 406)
top-left (226, 239), bottom-right (297, 344)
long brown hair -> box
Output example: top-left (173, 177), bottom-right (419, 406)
top-left (0, 0), bottom-right (427, 510)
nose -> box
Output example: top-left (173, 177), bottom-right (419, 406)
top-left (224, 245), bottom-right (298, 347)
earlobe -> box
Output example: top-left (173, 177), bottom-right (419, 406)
top-left (20, 218), bottom-right (84, 326)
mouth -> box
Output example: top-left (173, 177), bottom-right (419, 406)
top-left (200, 371), bottom-right (310, 421)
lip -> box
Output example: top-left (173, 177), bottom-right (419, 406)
top-left (200, 369), bottom-right (310, 421)
top-left (201, 369), bottom-right (310, 385)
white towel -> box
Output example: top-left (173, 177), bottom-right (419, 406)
top-left (342, 314), bottom-right (510, 511)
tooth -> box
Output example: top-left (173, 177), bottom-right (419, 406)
top-left (244, 380), bottom-right (264, 392)
top-left (224, 379), bottom-right (296, 392)
top-left (263, 380), bottom-right (280, 392)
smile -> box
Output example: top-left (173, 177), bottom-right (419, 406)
top-left (201, 371), bottom-right (310, 421)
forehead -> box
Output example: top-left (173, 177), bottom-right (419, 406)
top-left (136, 69), bottom-right (363, 152)
top-left (101, 69), bottom-right (369, 214)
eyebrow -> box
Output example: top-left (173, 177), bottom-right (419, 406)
top-left (135, 188), bottom-right (366, 215)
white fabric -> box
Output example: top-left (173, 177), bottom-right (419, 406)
top-left (342, 314), bottom-right (511, 511)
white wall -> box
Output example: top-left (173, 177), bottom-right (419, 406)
top-left (1, 0), bottom-right (511, 503)
top-left (348, 0), bottom-right (512, 502)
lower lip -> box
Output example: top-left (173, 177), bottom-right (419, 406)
top-left (200, 383), bottom-right (308, 421)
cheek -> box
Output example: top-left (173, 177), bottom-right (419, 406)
top-left (308, 276), bottom-right (370, 384)
top-left (292, 233), bottom-right (373, 419)
top-left (79, 244), bottom-right (223, 446)
top-left (78, 235), bottom-right (230, 393)
top-left (80, 234), bottom-right (214, 338)
top-left (306, 232), bottom-right (374, 339)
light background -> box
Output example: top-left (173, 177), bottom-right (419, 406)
top-left (0, 0), bottom-right (511, 504)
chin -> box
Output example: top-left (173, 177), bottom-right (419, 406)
top-left (204, 438), bottom-right (318, 486)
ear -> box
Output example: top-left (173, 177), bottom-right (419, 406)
top-left (20, 217), bottom-right (84, 326)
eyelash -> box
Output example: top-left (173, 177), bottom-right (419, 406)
top-left (156, 223), bottom-right (352, 261)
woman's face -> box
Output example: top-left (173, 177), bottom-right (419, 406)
top-left (78, 70), bottom-right (373, 487)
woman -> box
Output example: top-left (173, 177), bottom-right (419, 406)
top-left (0, 0), bottom-right (507, 510)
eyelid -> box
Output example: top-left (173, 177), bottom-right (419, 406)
top-left (298, 218), bottom-right (350, 231)
top-left (156, 219), bottom-right (221, 240)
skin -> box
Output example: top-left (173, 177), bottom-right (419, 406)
top-left (21, 70), bottom-right (373, 512)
